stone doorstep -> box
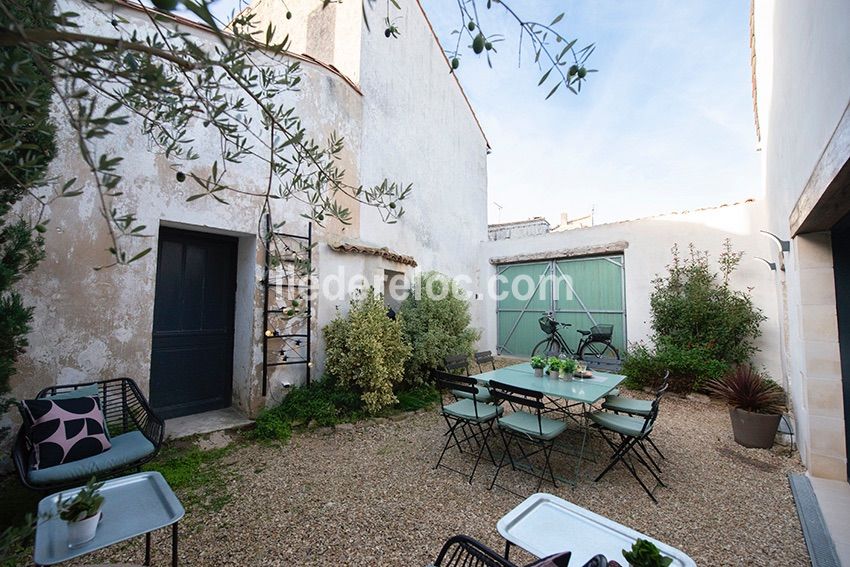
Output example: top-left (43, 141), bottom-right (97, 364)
top-left (164, 406), bottom-right (253, 440)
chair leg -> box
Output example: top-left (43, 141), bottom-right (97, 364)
top-left (468, 421), bottom-right (494, 484)
top-left (646, 436), bottom-right (666, 460)
top-left (637, 440), bottom-right (662, 474)
top-left (435, 418), bottom-right (463, 470)
top-left (489, 429), bottom-right (513, 490)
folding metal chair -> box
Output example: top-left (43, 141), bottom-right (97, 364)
top-left (601, 371), bottom-right (670, 463)
top-left (432, 534), bottom-right (518, 567)
top-left (488, 380), bottom-right (568, 492)
top-left (433, 370), bottom-right (501, 484)
top-left (589, 383), bottom-right (669, 503)
top-left (444, 354), bottom-right (470, 375)
top-left (474, 350), bottom-right (497, 373)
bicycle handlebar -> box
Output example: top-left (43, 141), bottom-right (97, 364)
top-left (541, 314), bottom-right (571, 327)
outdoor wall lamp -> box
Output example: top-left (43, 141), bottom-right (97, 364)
top-left (760, 230), bottom-right (791, 253)
top-left (754, 257), bottom-right (777, 272)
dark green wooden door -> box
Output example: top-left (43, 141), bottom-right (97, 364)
top-left (497, 255), bottom-right (626, 356)
top-left (150, 228), bottom-right (237, 419)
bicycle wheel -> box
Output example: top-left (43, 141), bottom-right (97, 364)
top-left (578, 340), bottom-right (620, 360)
top-left (531, 338), bottom-right (560, 358)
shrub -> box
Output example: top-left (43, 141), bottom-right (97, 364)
top-left (650, 241), bottom-right (765, 365)
top-left (706, 364), bottom-right (785, 414)
top-left (399, 272), bottom-right (480, 385)
top-left (394, 384), bottom-right (440, 412)
top-left (324, 289), bottom-right (411, 414)
top-left (252, 410), bottom-right (293, 442)
top-left (626, 241), bottom-right (766, 393)
top-left (623, 340), bottom-right (728, 393)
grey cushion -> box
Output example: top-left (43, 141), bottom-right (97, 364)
top-left (589, 411), bottom-right (651, 438)
top-left (498, 410), bottom-right (567, 440)
top-left (602, 395), bottom-right (652, 416)
top-left (442, 399), bottom-right (502, 422)
top-left (27, 431), bottom-right (155, 486)
top-left (451, 387), bottom-right (493, 403)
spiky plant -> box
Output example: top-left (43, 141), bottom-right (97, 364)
top-left (706, 365), bottom-right (785, 414)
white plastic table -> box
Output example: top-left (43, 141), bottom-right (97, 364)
top-left (497, 493), bottom-right (697, 566)
top-left (34, 472), bottom-right (184, 566)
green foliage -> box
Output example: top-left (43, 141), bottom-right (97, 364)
top-left (530, 355), bottom-right (546, 369)
top-left (650, 241), bottom-right (765, 365)
top-left (252, 410), bottom-right (293, 442)
top-left (0, 514), bottom-right (35, 567)
top-left (546, 356), bottom-right (561, 372)
top-left (143, 443), bottom-right (233, 511)
top-left (394, 384), bottom-right (439, 411)
top-left (623, 340), bottom-right (728, 393)
top-left (324, 290), bottom-right (411, 414)
top-left (706, 364), bottom-right (786, 414)
top-left (626, 241), bottom-right (765, 393)
top-left (399, 272), bottom-right (480, 385)
top-left (57, 477), bottom-right (103, 522)
top-left (622, 539), bottom-right (673, 567)
top-left (0, 0), bottom-right (54, 396)
top-left (560, 358), bottom-right (577, 375)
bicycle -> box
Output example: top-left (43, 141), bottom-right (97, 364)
top-left (531, 313), bottom-right (621, 360)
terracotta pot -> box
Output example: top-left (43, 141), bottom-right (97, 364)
top-left (533, 368), bottom-right (544, 377)
top-left (729, 407), bottom-right (781, 449)
top-left (67, 510), bottom-right (101, 547)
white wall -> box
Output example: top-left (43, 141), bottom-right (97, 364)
top-left (753, 0), bottom-right (850, 481)
top-left (479, 200), bottom-right (783, 382)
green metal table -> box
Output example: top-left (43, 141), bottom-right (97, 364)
top-left (475, 363), bottom-right (625, 485)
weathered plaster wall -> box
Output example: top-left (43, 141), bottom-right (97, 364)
top-left (5, 0), bottom-right (490, 438)
top-left (6, 0), bottom-right (363, 423)
top-left (479, 200), bottom-right (783, 383)
top-left (752, 0), bottom-right (850, 480)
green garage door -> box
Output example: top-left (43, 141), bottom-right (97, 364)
top-left (497, 255), bottom-right (626, 357)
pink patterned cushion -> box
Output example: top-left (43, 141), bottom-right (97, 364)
top-left (21, 396), bottom-right (112, 470)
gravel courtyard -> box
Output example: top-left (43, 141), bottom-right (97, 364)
top-left (76, 387), bottom-right (809, 567)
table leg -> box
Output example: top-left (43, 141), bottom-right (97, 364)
top-left (145, 532), bottom-right (151, 566)
top-left (172, 522), bottom-right (179, 567)
top-left (504, 540), bottom-right (511, 559)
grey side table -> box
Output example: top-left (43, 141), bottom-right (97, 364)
top-left (34, 472), bottom-right (185, 566)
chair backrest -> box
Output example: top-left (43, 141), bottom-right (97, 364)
top-left (655, 370), bottom-right (671, 393)
top-left (488, 380), bottom-right (547, 435)
top-left (433, 535), bottom-right (518, 567)
top-left (432, 369), bottom-right (486, 419)
top-left (37, 378), bottom-right (157, 438)
top-left (444, 354), bottom-right (470, 375)
top-left (474, 350), bottom-right (496, 372)
top-left (639, 381), bottom-right (669, 437)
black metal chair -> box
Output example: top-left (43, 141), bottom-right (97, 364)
top-left (474, 350), bottom-right (497, 373)
top-left (588, 383), bottom-right (669, 503)
top-left (433, 370), bottom-right (501, 484)
top-left (432, 535), bottom-right (518, 567)
top-left (602, 371), bottom-right (670, 464)
top-left (444, 354), bottom-right (471, 375)
top-left (13, 378), bottom-right (165, 491)
top-left (488, 380), bottom-right (568, 492)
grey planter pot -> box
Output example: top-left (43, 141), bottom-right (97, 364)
top-left (533, 368), bottom-right (544, 377)
top-left (549, 370), bottom-right (559, 379)
top-left (729, 407), bottom-right (781, 449)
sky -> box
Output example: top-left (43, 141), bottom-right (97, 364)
top-left (198, 0), bottom-right (761, 227)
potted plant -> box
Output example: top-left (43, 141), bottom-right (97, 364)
top-left (706, 364), bottom-right (785, 449)
top-left (530, 356), bottom-right (546, 377)
top-left (546, 356), bottom-right (561, 378)
top-left (559, 358), bottom-right (577, 379)
top-left (622, 539), bottom-right (673, 567)
top-left (58, 477), bottom-right (104, 547)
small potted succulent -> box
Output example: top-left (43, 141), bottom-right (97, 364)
top-left (530, 356), bottom-right (546, 377)
top-left (706, 364), bottom-right (785, 449)
top-left (622, 539), bottom-right (673, 567)
top-left (58, 477), bottom-right (104, 547)
top-left (546, 356), bottom-right (561, 378)
top-left (558, 358), bottom-right (577, 379)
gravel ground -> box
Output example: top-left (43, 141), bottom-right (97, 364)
top-left (69, 383), bottom-right (808, 567)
